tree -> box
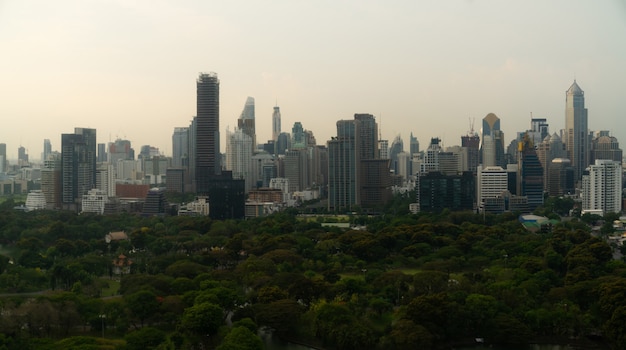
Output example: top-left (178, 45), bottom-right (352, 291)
top-left (124, 327), bottom-right (166, 350)
top-left (125, 290), bottom-right (160, 328)
top-left (181, 302), bottom-right (224, 338)
top-left (216, 326), bottom-right (263, 350)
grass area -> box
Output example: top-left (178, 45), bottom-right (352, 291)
top-left (99, 278), bottom-right (120, 297)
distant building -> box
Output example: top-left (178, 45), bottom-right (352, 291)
top-left (564, 80), bottom-right (589, 181)
top-left (272, 105), bottom-right (282, 141)
top-left (142, 187), bottom-right (169, 216)
top-left (82, 189), bottom-right (108, 215)
top-left (480, 113), bottom-right (505, 168)
top-left (419, 171), bottom-right (475, 212)
top-left (25, 190), bottom-right (46, 211)
top-left (517, 134), bottom-right (544, 211)
top-left (591, 131), bottom-right (622, 164)
top-left (477, 165), bottom-right (508, 212)
top-left (582, 160), bottom-right (622, 216)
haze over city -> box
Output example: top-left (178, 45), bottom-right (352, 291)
top-left (1, 0), bottom-right (625, 160)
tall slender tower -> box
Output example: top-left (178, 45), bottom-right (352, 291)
top-left (272, 106), bottom-right (281, 142)
top-left (564, 80), bottom-right (589, 181)
top-left (195, 72), bottom-right (220, 193)
top-left (237, 96), bottom-right (256, 147)
top-left (480, 113), bottom-right (505, 167)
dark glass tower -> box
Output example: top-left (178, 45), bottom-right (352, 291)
top-left (195, 72), bottom-right (220, 193)
top-left (518, 134), bottom-right (544, 210)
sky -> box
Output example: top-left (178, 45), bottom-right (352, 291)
top-left (1, 0), bottom-right (625, 161)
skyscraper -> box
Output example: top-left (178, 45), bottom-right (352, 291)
top-left (195, 72), bottom-right (221, 193)
top-left (42, 139), bottom-right (52, 162)
top-left (517, 134), bottom-right (544, 210)
top-left (328, 120), bottom-right (359, 211)
top-left (582, 160), bottom-right (622, 215)
top-left (172, 127), bottom-right (189, 168)
top-left (272, 105), bottom-right (281, 141)
top-left (0, 143), bottom-right (6, 172)
top-left (237, 96), bottom-right (256, 147)
top-left (62, 130), bottom-right (97, 208)
top-left (564, 80), bottom-right (589, 181)
top-left (480, 113), bottom-right (505, 167)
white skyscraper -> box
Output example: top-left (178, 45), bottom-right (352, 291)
top-left (225, 128), bottom-right (254, 192)
top-left (582, 159), bottom-right (622, 216)
top-left (477, 165), bottom-right (508, 211)
top-left (272, 105), bottom-right (281, 141)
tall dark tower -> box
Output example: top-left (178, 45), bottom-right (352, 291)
top-left (61, 128), bottom-right (97, 209)
top-left (195, 72), bottom-right (220, 193)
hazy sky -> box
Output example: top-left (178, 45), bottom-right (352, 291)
top-left (1, 0), bottom-right (625, 161)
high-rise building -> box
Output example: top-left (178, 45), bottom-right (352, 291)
top-left (275, 132), bottom-right (291, 156)
top-left (172, 127), bottom-right (189, 168)
top-left (74, 127), bottom-right (97, 189)
top-left (0, 143), bottom-right (6, 172)
top-left (291, 122), bottom-right (307, 149)
top-left (18, 146), bottom-right (28, 165)
top-left (529, 118), bottom-right (549, 146)
top-left (419, 171), bottom-right (475, 212)
top-left (237, 96), bottom-right (256, 147)
top-left (480, 113), bottom-right (505, 167)
top-left (41, 156), bottom-right (61, 209)
top-left (461, 133), bottom-right (480, 175)
top-left (421, 137), bottom-right (442, 174)
top-left (409, 133), bottom-right (420, 155)
top-left (389, 135), bottom-right (404, 174)
top-left (272, 106), bottom-right (281, 141)
top-left (328, 120), bottom-right (359, 211)
top-left (108, 139), bottom-right (134, 164)
top-left (591, 131), bottom-right (622, 164)
top-left (225, 128), bottom-right (254, 192)
top-left (195, 72), bottom-right (221, 193)
top-left (517, 134), bottom-right (544, 210)
top-left (61, 129), bottom-right (97, 208)
top-left (548, 158), bottom-right (575, 197)
top-left (582, 160), bottom-right (622, 215)
top-left (564, 80), bottom-right (589, 181)
top-left (42, 139), bottom-right (52, 162)
top-left (477, 165), bottom-right (508, 212)
top-left (97, 143), bottom-right (107, 163)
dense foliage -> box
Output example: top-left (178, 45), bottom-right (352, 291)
top-left (0, 195), bottom-right (622, 349)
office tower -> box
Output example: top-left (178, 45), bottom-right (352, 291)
top-left (41, 155), bottom-right (61, 209)
top-left (354, 114), bottom-right (379, 159)
top-left (187, 117), bottom-right (197, 190)
top-left (548, 158), bottom-right (575, 196)
top-left (0, 143), bottom-right (6, 171)
top-left (564, 80), bottom-right (589, 180)
top-left (461, 133), bottom-right (480, 175)
top-left (142, 188), bottom-right (169, 216)
top-left (17, 146), bottom-right (28, 165)
top-left (96, 163), bottom-right (116, 197)
top-left (62, 130), bottom-right (97, 208)
top-left (275, 132), bottom-right (291, 155)
top-left (480, 113), bottom-right (505, 167)
top-left (410, 133), bottom-right (420, 155)
top-left (529, 118), bottom-right (549, 146)
top-left (582, 160), bottom-right (622, 215)
top-left (97, 143), bottom-right (107, 163)
top-left (477, 165), bottom-right (508, 212)
top-left (419, 171), bottom-right (475, 212)
top-left (517, 134), bottom-right (544, 210)
top-left (389, 135), bottom-right (404, 173)
top-left (421, 137), bottom-right (442, 174)
top-left (237, 96), bottom-right (256, 147)
top-left (272, 106), bottom-right (281, 141)
top-left (226, 128), bottom-right (254, 192)
top-left (172, 127), bottom-right (189, 168)
top-left (328, 120), bottom-right (359, 211)
top-left (379, 139), bottom-right (389, 159)
top-left (591, 131), bottom-right (622, 163)
top-left (251, 152), bottom-right (276, 188)
top-left (195, 72), bottom-right (221, 193)
top-left (74, 127), bottom-right (97, 189)
top-left (284, 149), bottom-right (309, 192)
top-left (42, 139), bottom-right (52, 162)
top-left (108, 139), bottom-right (134, 164)
top-left (291, 122), bottom-right (306, 149)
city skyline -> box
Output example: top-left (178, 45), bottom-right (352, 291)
top-left (1, 1), bottom-right (625, 160)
